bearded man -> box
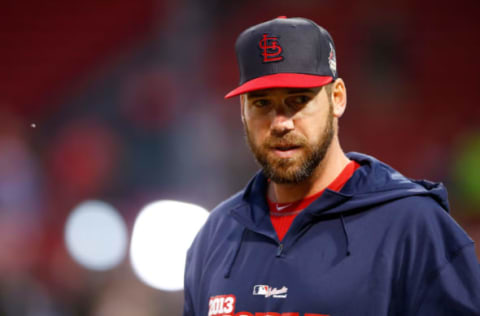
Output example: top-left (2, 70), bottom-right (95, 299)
top-left (183, 16), bottom-right (480, 316)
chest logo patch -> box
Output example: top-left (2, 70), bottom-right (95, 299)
top-left (253, 284), bottom-right (288, 298)
top-left (208, 294), bottom-right (236, 315)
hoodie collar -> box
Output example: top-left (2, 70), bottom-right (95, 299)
top-left (231, 169), bottom-right (353, 235)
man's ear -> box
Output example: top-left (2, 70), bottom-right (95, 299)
top-left (332, 79), bottom-right (347, 118)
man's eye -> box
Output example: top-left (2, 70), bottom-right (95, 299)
top-left (252, 99), bottom-right (271, 108)
top-left (285, 95), bottom-right (310, 108)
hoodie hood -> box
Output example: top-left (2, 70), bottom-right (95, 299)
top-left (231, 152), bottom-right (449, 238)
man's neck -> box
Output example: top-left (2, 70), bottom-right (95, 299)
top-left (267, 140), bottom-right (350, 204)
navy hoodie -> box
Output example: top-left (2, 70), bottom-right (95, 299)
top-left (184, 152), bottom-right (480, 316)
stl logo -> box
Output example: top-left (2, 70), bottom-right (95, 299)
top-left (259, 34), bottom-right (283, 63)
top-left (208, 294), bottom-right (236, 316)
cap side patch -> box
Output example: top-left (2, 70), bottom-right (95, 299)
top-left (328, 42), bottom-right (337, 77)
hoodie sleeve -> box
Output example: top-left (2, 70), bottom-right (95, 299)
top-left (183, 207), bottom-right (218, 316)
top-left (183, 247), bottom-right (195, 316)
top-left (414, 243), bottom-right (480, 315)
top-left (184, 223), bottom-right (208, 316)
top-left (392, 196), bottom-right (480, 315)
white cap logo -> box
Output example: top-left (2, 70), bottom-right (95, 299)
top-left (328, 42), bottom-right (337, 76)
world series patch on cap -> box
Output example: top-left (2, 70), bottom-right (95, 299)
top-left (225, 16), bottom-right (338, 99)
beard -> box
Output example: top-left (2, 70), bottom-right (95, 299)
top-left (244, 104), bottom-right (335, 184)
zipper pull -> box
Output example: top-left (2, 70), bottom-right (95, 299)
top-left (276, 243), bottom-right (284, 257)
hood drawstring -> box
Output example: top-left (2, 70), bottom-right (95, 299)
top-left (340, 214), bottom-right (351, 256)
top-left (224, 228), bottom-right (247, 278)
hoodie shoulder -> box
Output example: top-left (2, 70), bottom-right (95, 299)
top-left (208, 190), bottom-right (245, 223)
top-left (211, 189), bottom-right (245, 214)
top-left (345, 153), bottom-right (472, 267)
top-left (189, 189), bottom-right (245, 250)
top-left (384, 194), bottom-right (465, 240)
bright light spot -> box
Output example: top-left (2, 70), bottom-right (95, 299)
top-left (130, 200), bottom-right (209, 291)
top-left (31, 123), bottom-right (36, 128)
top-left (65, 200), bottom-right (128, 271)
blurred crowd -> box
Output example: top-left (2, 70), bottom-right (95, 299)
top-left (1, 0), bottom-right (479, 315)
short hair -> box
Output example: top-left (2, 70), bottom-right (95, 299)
top-left (324, 82), bottom-right (334, 98)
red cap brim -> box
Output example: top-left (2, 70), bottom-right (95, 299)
top-left (224, 73), bottom-right (333, 99)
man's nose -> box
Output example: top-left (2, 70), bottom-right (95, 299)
top-left (270, 113), bottom-right (294, 136)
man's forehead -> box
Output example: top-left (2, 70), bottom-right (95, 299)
top-left (245, 87), bottom-right (321, 98)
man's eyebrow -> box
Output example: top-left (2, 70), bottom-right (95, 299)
top-left (246, 91), bottom-right (268, 98)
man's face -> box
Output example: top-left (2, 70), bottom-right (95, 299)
top-left (242, 86), bottom-right (335, 184)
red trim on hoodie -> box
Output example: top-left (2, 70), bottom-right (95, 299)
top-left (268, 160), bottom-right (360, 241)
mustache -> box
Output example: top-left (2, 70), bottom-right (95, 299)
top-left (263, 134), bottom-right (307, 148)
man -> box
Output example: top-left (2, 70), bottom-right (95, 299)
top-left (183, 17), bottom-right (480, 316)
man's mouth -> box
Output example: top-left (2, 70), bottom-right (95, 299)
top-left (274, 145), bottom-right (300, 150)
top-left (271, 145), bottom-right (301, 158)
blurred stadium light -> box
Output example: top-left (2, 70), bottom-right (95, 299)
top-left (64, 200), bottom-right (128, 271)
top-left (130, 200), bottom-right (209, 291)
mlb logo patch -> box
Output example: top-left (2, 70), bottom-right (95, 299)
top-left (252, 284), bottom-right (288, 298)
top-left (252, 285), bottom-right (269, 295)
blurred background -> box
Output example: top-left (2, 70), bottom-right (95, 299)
top-left (1, 0), bottom-right (480, 315)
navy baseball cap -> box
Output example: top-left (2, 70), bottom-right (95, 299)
top-left (225, 16), bottom-right (338, 99)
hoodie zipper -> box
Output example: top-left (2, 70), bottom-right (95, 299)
top-left (276, 243), bottom-right (284, 257)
